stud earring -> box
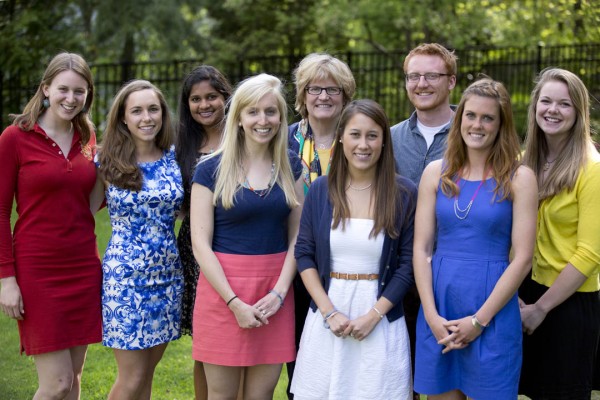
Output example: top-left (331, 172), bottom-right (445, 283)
top-left (42, 98), bottom-right (50, 108)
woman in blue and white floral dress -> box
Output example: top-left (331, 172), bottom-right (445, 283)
top-left (92, 80), bottom-right (184, 399)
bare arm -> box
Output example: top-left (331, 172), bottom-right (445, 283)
top-left (89, 171), bottom-right (106, 214)
top-left (520, 265), bottom-right (587, 334)
top-left (299, 267), bottom-right (350, 337)
top-left (413, 161), bottom-right (453, 347)
top-left (190, 183), bottom-right (266, 328)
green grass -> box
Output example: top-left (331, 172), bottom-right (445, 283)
top-left (0, 208), bottom-right (289, 399)
top-left (2, 210), bottom-right (598, 399)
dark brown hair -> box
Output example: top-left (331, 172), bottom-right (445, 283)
top-left (328, 99), bottom-right (403, 239)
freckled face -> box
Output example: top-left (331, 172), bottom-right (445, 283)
top-left (405, 55), bottom-right (455, 113)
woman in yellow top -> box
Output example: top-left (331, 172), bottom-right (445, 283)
top-left (519, 68), bottom-right (600, 400)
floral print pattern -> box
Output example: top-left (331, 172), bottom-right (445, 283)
top-left (102, 148), bottom-right (184, 350)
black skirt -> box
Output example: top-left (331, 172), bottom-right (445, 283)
top-left (519, 276), bottom-right (600, 400)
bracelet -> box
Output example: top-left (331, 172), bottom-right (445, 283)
top-left (471, 315), bottom-right (488, 331)
top-left (371, 306), bottom-right (385, 320)
top-left (322, 309), bottom-right (339, 329)
top-left (226, 295), bottom-right (238, 306)
top-left (268, 289), bottom-right (284, 306)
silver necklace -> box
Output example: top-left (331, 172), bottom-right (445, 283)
top-left (453, 177), bottom-right (486, 220)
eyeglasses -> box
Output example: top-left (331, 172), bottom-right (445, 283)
top-left (405, 73), bottom-right (450, 83)
top-left (305, 86), bottom-right (343, 96)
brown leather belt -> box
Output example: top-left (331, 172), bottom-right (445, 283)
top-left (329, 272), bottom-right (379, 281)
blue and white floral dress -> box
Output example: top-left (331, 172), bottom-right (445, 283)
top-left (101, 147), bottom-right (184, 350)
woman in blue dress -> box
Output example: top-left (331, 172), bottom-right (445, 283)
top-left (413, 78), bottom-right (538, 399)
top-left (93, 80), bottom-right (184, 399)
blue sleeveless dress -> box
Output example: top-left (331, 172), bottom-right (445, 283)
top-left (101, 148), bottom-right (184, 350)
top-left (414, 177), bottom-right (521, 400)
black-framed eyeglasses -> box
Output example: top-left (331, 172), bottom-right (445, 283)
top-left (305, 86), bottom-right (343, 96)
top-left (405, 73), bottom-right (451, 83)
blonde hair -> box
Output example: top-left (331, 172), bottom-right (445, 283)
top-left (99, 80), bottom-right (174, 190)
top-left (293, 53), bottom-right (356, 119)
top-left (522, 68), bottom-right (593, 200)
top-left (11, 52), bottom-right (95, 144)
top-left (441, 78), bottom-right (520, 201)
top-left (211, 74), bottom-right (298, 209)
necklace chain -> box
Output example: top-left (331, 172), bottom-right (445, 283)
top-left (346, 178), bottom-right (372, 191)
top-left (453, 175), bottom-right (486, 220)
top-left (543, 157), bottom-right (556, 172)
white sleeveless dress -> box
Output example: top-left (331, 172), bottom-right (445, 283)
top-left (291, 219), bottom-right (412, 400)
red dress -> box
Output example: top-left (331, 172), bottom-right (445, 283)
top-left (0, 123), bottom-right (102, 355)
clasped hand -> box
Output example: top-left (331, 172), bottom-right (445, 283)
top-left (329, 311), bottom-right (380, 341)
top-left (429, 314), bottom-right (482, 354)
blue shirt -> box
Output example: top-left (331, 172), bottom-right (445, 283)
top-left (193, 150), bottom-right (302, 255)
top-left (390, 108), bottom-right (455, 185)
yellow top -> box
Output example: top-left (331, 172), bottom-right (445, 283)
top-left (316, 148), bottom-right (331, 175)
top-left (532, 152), bottom-right (600, 292)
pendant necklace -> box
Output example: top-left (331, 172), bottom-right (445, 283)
top-left (243, 162), bottom-right (275, 198)
top-left (453, 172), bottom-right (487, 220)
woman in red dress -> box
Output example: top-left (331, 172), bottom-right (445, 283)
top-left (0, 52), bottom-right (102, 400)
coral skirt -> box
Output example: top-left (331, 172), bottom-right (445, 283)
top-left (192, 251), bottom-right (295, 366)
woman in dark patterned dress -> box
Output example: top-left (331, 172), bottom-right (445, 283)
top-left (175, 65), bottom-right (232, 400)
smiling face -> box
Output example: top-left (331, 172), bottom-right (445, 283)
top-left (340, 113), bottom-right (384, 177)
top-left (460, 95), bottom-right (501, 154)
top-left (535, 80), bottom-right (576, 143)
top-left (304, 77), bottom-right (345, 124)
top-left (188, 80), bottom-right (226, 129)
top-left (405, 54), bottom-right (455, 113)
top-left (239, 93), bottom-right (281, 149)
top-left (42, 70), bottom-right (89, 123)
top-left (123, 89), bottom-right (163, 148)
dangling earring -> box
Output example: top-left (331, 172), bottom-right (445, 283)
top-left (42, 97), bottom-right (50, 108)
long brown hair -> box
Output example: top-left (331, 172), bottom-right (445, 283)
top-left (11, 52), bottom-right (95, 144)
top-left (328, 99), bottom-right (402, 239)
top-left (522, 68), bottom-right (592, 200)
top-left (99, 80), bottom-right (174, 191)
top-left (440, 78), bottom-right (520, 201)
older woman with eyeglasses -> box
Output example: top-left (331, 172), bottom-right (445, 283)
top-left (286, 52), bottom-right (355, 398)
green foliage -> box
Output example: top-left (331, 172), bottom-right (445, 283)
top-left (2, 0), bottom-right (599, 72)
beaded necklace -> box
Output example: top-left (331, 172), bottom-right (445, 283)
top-left (242, 162), bottom-right (275, 198)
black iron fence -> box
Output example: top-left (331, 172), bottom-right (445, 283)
top-left (2, 43), bottom-right (600, 137)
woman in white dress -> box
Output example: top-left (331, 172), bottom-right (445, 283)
top-left (291, 99), bottom-right (417, 400)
